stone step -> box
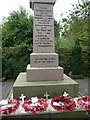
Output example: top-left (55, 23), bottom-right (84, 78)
top-left (26, 64), bottom-right (63, 81)
top-left (13, 73), bottom-right (78, 99)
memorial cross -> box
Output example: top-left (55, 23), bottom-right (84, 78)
top-left (63, 92), bottom-right (69, 97)
top-left (20, 94), bottom-right (26, 104)
top-left (44, 92), bottom-right (49, 101)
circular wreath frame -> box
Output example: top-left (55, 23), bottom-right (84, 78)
top-left (77, 96), bottom-right (90, 110)
top-left (22, 98), bottom-right (48, 114)
top-left (0, 99), bottom-right (20, 115)
top-left (51, 96), bottom-right (76, 112)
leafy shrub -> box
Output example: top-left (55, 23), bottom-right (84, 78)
top-left (2, 7), bottom-right (33, 47)
top-left (2, 45), bottom-right (31, 79)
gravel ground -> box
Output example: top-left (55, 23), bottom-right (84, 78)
top-left (74, 77), bottom-right (89, 96)
top-left (1, 77), bottom-right (89, 99)
top-left (1, 79), bottom-right (14, 99)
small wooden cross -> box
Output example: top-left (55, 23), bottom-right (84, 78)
top-left (20, 94), bottom-right (26, 104)
top-left (63, 92), bottom-right (69, 97)
top-left (44, 92), bottom-right (49, 101)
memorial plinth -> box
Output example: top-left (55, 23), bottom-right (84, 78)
top-left (13, 0), bottom-right (79, 100)
top-left (13, 73), bottom-right (78, 99)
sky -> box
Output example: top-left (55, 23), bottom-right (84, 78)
top-left (0, 0), bottom-right (79, 23)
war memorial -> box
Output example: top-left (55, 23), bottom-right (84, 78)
top-left (0, 0), bottom-right (89, 119)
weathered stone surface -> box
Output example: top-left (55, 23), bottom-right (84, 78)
top-left (27, 64), bottom-right (63, 81)
top-left (30, 0), bottom-right (56, 10)
top-left (33, 3), bottom-right (54, 53)
top-left (13, 72), bottom-right (79, 99)
top-left (27, 2), bottom-right (64, 81)
top-left (30, 53), bottom-right (58, 67)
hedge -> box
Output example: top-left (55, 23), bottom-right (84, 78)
top-left (2, 47), bottom-right (89, 79)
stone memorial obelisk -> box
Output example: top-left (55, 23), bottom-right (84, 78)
top-left (13, 0), bottom-right (78, 99)
top-left (27, 0), bottom-right (63, 81)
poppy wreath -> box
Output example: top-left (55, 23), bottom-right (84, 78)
top-left (22, 98), bottom-right (48, 114)
top-left (51, 96), bottom-right (76, 112)
top-left (77, 96), bottom-right (90, 110)
top-left (0, 99), bottom-right (20, 115)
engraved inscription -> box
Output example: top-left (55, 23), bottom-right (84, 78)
top-left (34, 57), bottom-right (56, 64)
top-left (34, 3), bottom-right (54, 50)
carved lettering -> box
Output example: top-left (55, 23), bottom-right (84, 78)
top-left (34, 3), bottom-right (54, 50)
top-left (34, 57), bottom-right (56, 64)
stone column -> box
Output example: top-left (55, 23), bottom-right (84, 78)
top-left (26, 0), bottom-right (63, 81)
top-left (33, 2), bottom-right (55, 53)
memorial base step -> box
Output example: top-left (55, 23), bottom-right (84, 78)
top-left (13, 72), bottom-right (78, 99)
top-left (26, 64), bottom-right (64, 81)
